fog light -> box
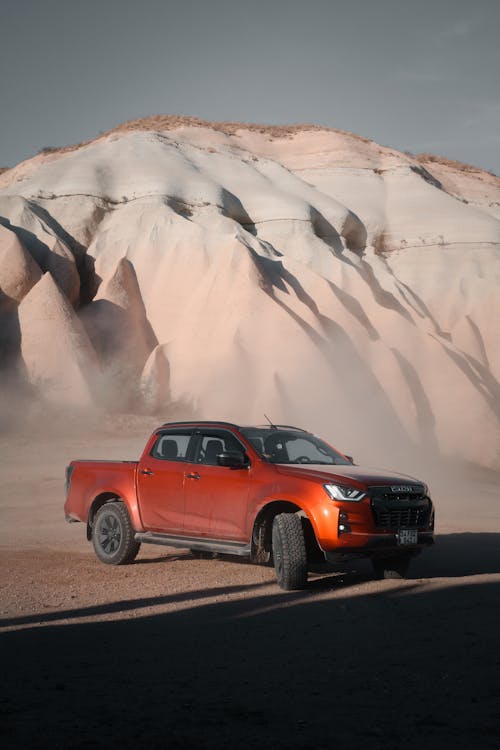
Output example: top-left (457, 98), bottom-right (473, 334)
top-left (338, 511), bottom-right (351, 535)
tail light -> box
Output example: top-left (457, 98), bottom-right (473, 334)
top-left (65, 465), bottom-right (74, 496)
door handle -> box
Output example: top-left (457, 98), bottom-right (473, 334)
top-left (140, 469), bottom-right (154, 476)
top-left (185, 472), bottom-right (201, 480)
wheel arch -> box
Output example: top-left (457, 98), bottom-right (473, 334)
top-left (86, 493), bottom-right (123, 541)
top-left (251, 500), bottom-right (325, 564)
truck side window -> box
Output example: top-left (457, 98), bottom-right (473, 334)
top-left (197, 432), bottom-right (247, 465)
top-left (151, 434), bottom-right (191, 461)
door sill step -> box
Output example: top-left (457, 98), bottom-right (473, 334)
top-left (135, 531), bottom-right (251, 557)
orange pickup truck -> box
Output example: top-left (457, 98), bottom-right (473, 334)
top-left (64, 421), bottom-right (434, 589)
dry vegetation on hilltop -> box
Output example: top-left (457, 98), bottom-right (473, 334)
top-left (7, 116), bottom-right (491, 181)
top-left (108, 114), bottom-right (372, 142)
top-left (30, 114), bottom-right (373, 160)
top-left (416, 152), bottom-right (498, 178)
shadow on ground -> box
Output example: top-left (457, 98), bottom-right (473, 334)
top-left (412, 532), bottom-right (500, 577)
top-left (1, 534), bottom-right (500, 749)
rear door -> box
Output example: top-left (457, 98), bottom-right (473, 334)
top-left (137, 429), bottom-right (194, 532)
top-left (182, 429), bottom-right (251, 540)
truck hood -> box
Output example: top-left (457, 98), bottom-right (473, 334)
top-left (275, 463), bottom-right (424, 488)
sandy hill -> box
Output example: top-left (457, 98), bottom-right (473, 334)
top-left (0, 117), bottom-right (499, 470)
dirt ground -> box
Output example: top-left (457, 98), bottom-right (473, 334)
top-left (1, 416), bottom-right (499, 749)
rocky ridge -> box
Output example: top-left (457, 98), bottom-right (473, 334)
top-left (0, 119), bottom-right (499, 469)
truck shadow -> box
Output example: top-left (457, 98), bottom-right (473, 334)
top-left (135, 531), bottom-right (500, 581)
top-left (305, 532), bottom-right (500, 589)
top-left (411, 532), bottom-right (500, 577)
top-left (5, 533), bottom-right (495, 631)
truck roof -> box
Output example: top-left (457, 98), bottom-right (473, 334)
top-left (160, 420), bottom-right (240, 429)
top-left (159, 421), bottom-right (307, 432)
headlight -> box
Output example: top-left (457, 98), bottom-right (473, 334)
top-left (324, 483), bottom-right (366, 502)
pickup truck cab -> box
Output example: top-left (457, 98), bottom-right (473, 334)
top-left (64, 421), bottom-right (434, 589)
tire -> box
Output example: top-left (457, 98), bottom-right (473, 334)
top-left (92, 502), bottom-right (140, 565)
top-left (372, 555), bottom-right (411, 580)
top-left (272, 513), bottom-right (308, 590)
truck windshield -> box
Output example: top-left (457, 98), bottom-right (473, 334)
top-left (240, 428), bottom-right (352, 465)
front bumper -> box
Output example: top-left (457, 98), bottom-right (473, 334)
top-left (324, 531), bottom-right (434, 563)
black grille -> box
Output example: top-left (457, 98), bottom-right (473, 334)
top-left (372, 507), bottom-right (429, 530)
top-left (369, 486), bottom-right (431, 530)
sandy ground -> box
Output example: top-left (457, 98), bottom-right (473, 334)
top-left (1, 417), bottom-right (499, 749)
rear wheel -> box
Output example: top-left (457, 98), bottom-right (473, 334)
top-left (372, 555), bottom-right (411, 580)
top-left (272, 513), bottom-right (308, 590)
top-left (92, 502), bottom-right (140, 565)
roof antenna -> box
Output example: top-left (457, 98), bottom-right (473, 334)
top-left (264, 414), bottom-right (278, 429)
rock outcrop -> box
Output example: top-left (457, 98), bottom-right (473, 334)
top-left (0, 223), bottom-right (42, 309)
top-left (0, 196), bottom-right (81, 305)
top-left (17, 273), bottom-right (97, 406)
top-left (0, 118), bottom-right (499, 469)
top-left (80, 256), bottom-right (157, 408)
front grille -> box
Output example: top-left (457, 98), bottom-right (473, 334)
top-left (373, 507), bottom-right (429, 530)
top-left (369, 486), bottom-right (431, 530)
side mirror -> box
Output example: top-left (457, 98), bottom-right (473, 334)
top-left (217, 451), bottom-right (247, 468)
top-left (345, 455), bottom-right (354, 464)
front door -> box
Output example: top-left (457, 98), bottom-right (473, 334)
top-left (182, 430), bottom-right (251, 541)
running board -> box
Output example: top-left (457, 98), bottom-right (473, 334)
top-left (135, 531), bottom-right (251, 557)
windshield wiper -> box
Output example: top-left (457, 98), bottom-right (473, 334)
top-left (289, 461), bottom-right (333, 465)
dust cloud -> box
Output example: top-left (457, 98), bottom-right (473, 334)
top-left (0, 362), bottom-right (498, 545)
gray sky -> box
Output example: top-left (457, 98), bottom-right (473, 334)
top-left (1, 0), bottom-right (499, 173)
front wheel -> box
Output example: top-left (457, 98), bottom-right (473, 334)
top-left (92, 502), bottom-right (140, 565)
top-left (272, 513), bottom-right (308, 591)
top-left (372, 555), bottom-right (411, 580)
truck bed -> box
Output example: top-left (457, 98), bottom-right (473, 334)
top-left (65, 460), bottom-right (138, 523)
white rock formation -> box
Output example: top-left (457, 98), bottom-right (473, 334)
top-left (0, 223), bottom-right (42, 308)
top-left (140, 344), bottom-right (171, 413)
top-left (80, 256), bottom-right (157, 408)
top-left (17, 273), bottom-right (98, 406)
top-left (0, 196), bottom-right (81, 305)
top-left (1, 118), bottom-right (499, 469)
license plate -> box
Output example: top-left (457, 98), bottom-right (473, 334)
top-left (397, 529), bottom-right (418, 545)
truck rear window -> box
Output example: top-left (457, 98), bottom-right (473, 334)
top-left (151, 433), bottom-right (191, 461)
